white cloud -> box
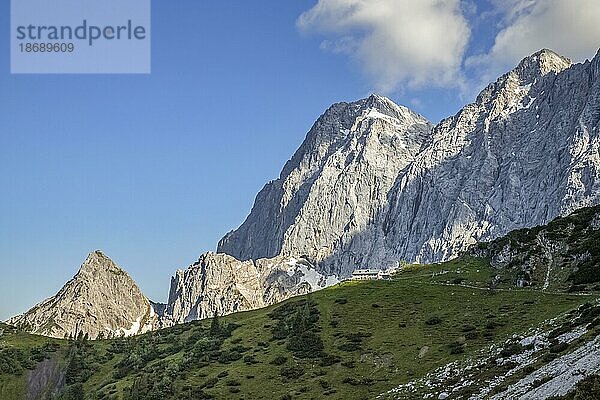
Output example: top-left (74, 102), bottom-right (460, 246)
top-left (297, 0), bottom-right (471, 92)
top-left (469, 0), bottom-right (600, 78)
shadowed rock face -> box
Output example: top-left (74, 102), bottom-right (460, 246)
top-left (26, 354), bottom-right (65, 400)
top-left (217, 49), bottom-right (600, 276)
top-left (8, 251), bottom-right (159, 339)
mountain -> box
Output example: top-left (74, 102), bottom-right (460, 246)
top-left (163, 252), bottom-right (338, 325)
top-left (2, 207), bottom-right (600, 400)
top-left (375, 49), bottom-right (599, 265)
top-left (7, 251), bottom-right (159, 339)
top-left (164, 95), bottom-right (430, 321)
top-left (7, 48), bottom-right (600, 337)
top-left (218, 49), bottom-right (600, 276)
top-left (218, 94), bottom-right (432, 273)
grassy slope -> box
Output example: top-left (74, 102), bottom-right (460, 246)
top-left (2, 257), bottom-right (595, 400)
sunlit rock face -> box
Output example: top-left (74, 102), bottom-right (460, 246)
top-left (163, 252), bottom-right (338, 325)
top-left (8, 251), bottom-right (159, 339)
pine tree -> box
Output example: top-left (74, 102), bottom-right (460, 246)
top-left (209, 312), bottom-right (221, 337)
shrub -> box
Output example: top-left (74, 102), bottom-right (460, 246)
top-left (465, 331), bottom-right (479, 340)
top-left (200, 377), bottom-right (218, 389)
top-left (549, 342), bottom-right (569, 354)
top-left (542, 353), bottom-right (558, 363)
top-left (345, 332), bottom-right (371, 342)
top-left (500, 343), bottom-right (524, 358)
top-left (280, 365), bottom-right (305, 379)
top-left (532, 376), bottom-right (552, 388)
top-left (319, 379), bottom-right (330, 389)
top-left (319, 354), bottom-right (340, 366)
top-left (287, 331), bottom-right (324, 358)
top-left (243, 354), bottom-right (258, 365)
top-left (568, 285), bottom-right (586, 293)
top-left (449, 341), bottom-right (465, 355)
top-left (338, 342), bottom-right (362, 352)
top-left (548, 325), bottom-right (572, 339)
top-left (342, 377), bottom-right (374, 386)
top-left (425, 316), bottom-right (442, 326)
top-left (570, 374), bottom-right (600, 399)
top-left (271, 355), bottom-right (287, 366)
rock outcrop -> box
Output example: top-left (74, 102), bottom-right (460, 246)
top-left (374, 49), bottom-right (599, 266)
top-left (163, 252), bottom-right (338, 324)
top-left (469, 205), bottom-right (600, 290)
top-left (7, 251), bottom-right (159, 339)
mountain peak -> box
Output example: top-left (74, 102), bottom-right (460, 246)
top-left (514, 48), bottom-right (572, 78)
top-left (8, 251), bottom-right (158, 339)
top-left (364, 93), bottom-right (391, 106)
top-left (355, 94), bottom-right (428, 127)
top-left (78, 250), bottom-right (125, 276)
top-left (86, 249), bottom-right (110, 261)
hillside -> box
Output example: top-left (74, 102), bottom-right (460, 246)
top-left (471, 205), bottom-right (600, 292)
top-left (1, 258), bottom-right (599, 399)
top-left (3, 207), bottom-right (600, 399)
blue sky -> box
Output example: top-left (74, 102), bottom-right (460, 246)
top-left (2, 0), bottom-right (599, 320)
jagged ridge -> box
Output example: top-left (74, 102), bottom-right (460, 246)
top-left (218, 48), bottom-right (600, 276)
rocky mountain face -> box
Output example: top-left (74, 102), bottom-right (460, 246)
top-left (7, 251), bottom-right (159, 339)
top-left (218, 49), bottom-right (600, 276)
top-left (218, 94), bottom-right (433, 272)
top-left (375, 49), bottom-right (600, 266)
top-left (163, 252), bottom-right (337, 324)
